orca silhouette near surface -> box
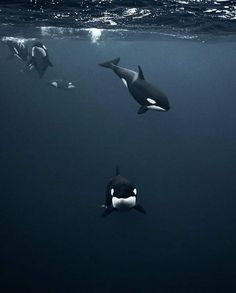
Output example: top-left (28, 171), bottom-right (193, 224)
top-left (102, 167), bottom-right (146, 217)
top-left (3, 39), bottom-right (28, 62)
top-left (27, 42), bottom-right (53, 78)
top-left (99, 57), bottom-right (170, 114)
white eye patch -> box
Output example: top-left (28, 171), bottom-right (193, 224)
top-left (111, 188), bottom-right (114, 196)
top-left (133, 188), bottom-right (137, 195)
top-left (51, 82), bottom-right (58, 87)
top-left (147, 98), bottom-right (156, 105)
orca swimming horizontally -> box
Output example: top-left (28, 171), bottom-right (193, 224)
top-left (49, 80), bottom-right (76, 90)
top-left (27, 42), bottom-right (53, 78)
top-left (102, 167), bottom-right (146, 217)
top-left (3, 39), bottom-right (28, 62)
top-left (99, 57), bottom-right (170, 114)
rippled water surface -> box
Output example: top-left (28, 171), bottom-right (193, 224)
top-left (1, 0), bottom-right (236, 34)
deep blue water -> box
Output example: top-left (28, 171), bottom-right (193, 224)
top-left (0, 33), bottom-right (236, 293)
top-left (1, 2), bottom-right (236, 292)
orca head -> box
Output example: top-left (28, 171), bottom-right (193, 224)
top-left (68, 82), bottom-right (76, 89)
top-left (32, 42), bottom-right (47, 58)
top-left (145, 96), bottom-right (170, 112)
top-left (33, 41), bottom-right (44, 48)
top-left (110, 183), bottom-right (137, 211)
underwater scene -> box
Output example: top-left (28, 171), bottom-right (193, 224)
top-left (0, 1), bottom-right (236, 293)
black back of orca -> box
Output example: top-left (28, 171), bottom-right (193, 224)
top-left (99, 57), bottom-right (170, 114)
top-left (34, 58), bottom-right (51, 78)
top-left (129, 77), bottom-right (170, 111)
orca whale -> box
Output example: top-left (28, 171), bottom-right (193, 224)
top-left (27, 42), bottom-right (53, 78)
top-left (49, 80), bottom-right (76, 90)
top-left (102, 167), bottom-right (146, 217)
top-left (99, 57), bottom-right (170, 114)
top-left (3, 39), bottom-right (28, 62)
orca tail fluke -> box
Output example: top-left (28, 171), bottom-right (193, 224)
top-left (115, 166), bottom-right (120, 176)
top-left (99, 57), bottom-right (120, 69)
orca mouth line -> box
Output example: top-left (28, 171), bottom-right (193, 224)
top-left (147, 105), bottom-right (168, 112)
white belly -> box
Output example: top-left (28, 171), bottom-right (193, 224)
top-left (121, 78), bottom-right (128, 88)
top-left (32, 47), bottom-right (46, 57)
top-left (112, 196), bottom-right (136, 211)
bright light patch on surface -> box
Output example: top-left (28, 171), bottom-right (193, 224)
top-left (1, 36), bottom-right (31, 43)
top-left (41, 26), bottom-right (53, 36)
top-left (87, 28), bottom-right (103, 43)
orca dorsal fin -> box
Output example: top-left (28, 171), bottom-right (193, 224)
top-left (116, 166), bottom-right (120, 176)
top-left (138, 65), bottom-right (145, 80)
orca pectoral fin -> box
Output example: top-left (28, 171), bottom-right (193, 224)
top-left (134, 204), bottom-right (146, 214)
top-left (7, 53), bottom-right (14, 60)
top-left (138, 106), bottom-right (148, 114)
top-left (102, 206), bottom-right (115, 217)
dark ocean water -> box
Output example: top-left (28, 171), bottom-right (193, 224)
top-left (1, 1), bottom-right (236, 293)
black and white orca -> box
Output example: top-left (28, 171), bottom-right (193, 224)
top-left (49, 80), bottom-right (76, 90)
top-left (102, 167), bottom-right (146, 217)
top-left (3, 39), bottom-right (28, 62)
top-left (27, 42), bottom-right (53, 78)
top-left (99, 57), bottom-right (170, 114)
